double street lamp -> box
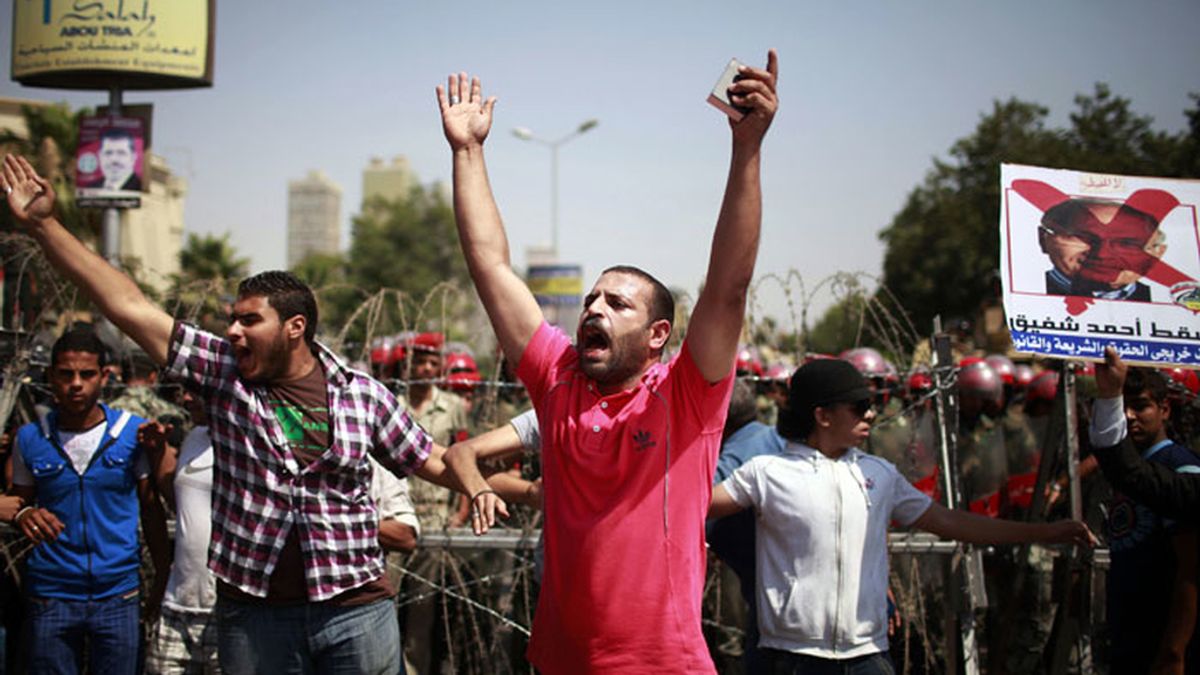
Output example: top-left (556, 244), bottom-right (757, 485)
top-left (512, 119), bottom-right (599, 257)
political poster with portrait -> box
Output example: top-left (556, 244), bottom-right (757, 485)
top-left (1000, 163), bottom-right (1200, 367)
top-left (75, 115), bottom-right (145, 209)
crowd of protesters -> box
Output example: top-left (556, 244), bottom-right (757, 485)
top-left (0, 49), bottom-right (1195, 675)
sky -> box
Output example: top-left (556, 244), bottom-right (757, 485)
top-left (2, 0), bottom-right (1199, 332)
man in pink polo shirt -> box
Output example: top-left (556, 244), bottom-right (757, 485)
top-left (437, 52), bottom-right (779, 673)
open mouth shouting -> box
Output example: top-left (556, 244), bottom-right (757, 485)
top-left (578, 321), bottom-right (612, 362)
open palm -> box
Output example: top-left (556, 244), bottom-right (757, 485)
top-left (438, 72), bottom-right (496, 151)
top-left (1, 155), bottom-right (56, 226)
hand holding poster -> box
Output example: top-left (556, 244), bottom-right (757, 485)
top-left (1000, 164), bottom-right (1200, 367)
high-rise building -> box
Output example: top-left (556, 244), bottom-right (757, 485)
top-left (362, 155), bottom-right (415, 206)
top-left (287, 170), bottom-right (342, 268)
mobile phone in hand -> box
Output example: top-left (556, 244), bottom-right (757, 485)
top-left (707, 58), bottom-right (751, 121)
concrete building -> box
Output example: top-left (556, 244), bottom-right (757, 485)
top-left (362, 155), bottom-right (415, 206)
top-left (287, 169), bottom-right (342, 268)
top-left (119, 152), bottom-right (187, 291)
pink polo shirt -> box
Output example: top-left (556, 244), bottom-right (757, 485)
top-left (518, 322), bottom-right (734, 674)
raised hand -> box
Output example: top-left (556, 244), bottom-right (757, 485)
top-left (437, 72), bottom-right (497, 152)
top-left (1095, 346), bottom-right (1128, 399)
top-left (137, 420), bottom-right (174, 459)
top-left (1, 154), bottom-right (57, 227)
top-left (727, 49), bottom-right (779, 147)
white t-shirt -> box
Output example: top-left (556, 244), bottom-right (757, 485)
top-left (369, 456), bottom-right (420, 536)
top-left (12, 419), bottom-right (149, 485)
top-left (721, 442), bottom-right (933, 659)
top-left (164, 426), bottom-right (217, 613)
top-left (509, 408), bottom-right (541, 452)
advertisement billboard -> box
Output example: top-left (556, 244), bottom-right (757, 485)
top-left (11, 0), bottom-right (214, 90)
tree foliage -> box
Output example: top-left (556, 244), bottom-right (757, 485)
top-left (349, 186), bottom-right (467, 300)
top-left (293, 184), bottom-right (473, 344)
top-left (877, 84), bottom-right (1200, 333)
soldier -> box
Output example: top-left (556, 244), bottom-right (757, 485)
top-left (107, 349), bottom-right (190, 433)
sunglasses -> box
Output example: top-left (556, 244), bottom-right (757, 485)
top-left (828, 399), bottom-right (874, 417)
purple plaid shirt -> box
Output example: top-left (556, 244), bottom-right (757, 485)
top-left (166, 322), bottom-right (432, 601)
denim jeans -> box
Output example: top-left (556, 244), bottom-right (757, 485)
top-left (26, 593), bottom-right (140, 675)
top-left (765, 649), bottom-right (895, 675)
top-left (216, 596), bottom-right (402, 674)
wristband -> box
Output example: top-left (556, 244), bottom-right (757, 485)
top-left (471, 489), bottom-right (497, 503)
top-left (12, 505), bottom-right (34, 526)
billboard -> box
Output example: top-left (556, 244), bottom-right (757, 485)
top-left (11, 0), bottom-right (214, 90)
top-left (528, 263), bottom-right (583, 334)
top-left (75, 114), bottom-right (145, 209)
top-left (999, 163), bottom-right (1200, 367)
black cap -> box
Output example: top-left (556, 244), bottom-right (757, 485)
top-left (788, 359), bottom-right (872, 411)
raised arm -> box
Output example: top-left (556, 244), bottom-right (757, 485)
top-left (138, 420), bottom-right (179, 510)
top-left (1, 155), bottom-right (174, 364)
top-left (1090, 347), bottom-right (1200, 520)
top-left (438, 74), bottom-right (544, 366)
top-left (686, 50), bottom-right (779, 382)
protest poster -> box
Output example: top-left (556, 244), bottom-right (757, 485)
top-left (1000, 163), bottom-right (1200, 366)
top-left (75, 115), bottom-right (145, 209)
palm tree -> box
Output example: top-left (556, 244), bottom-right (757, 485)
top-left (168, 233), bottom-right (250, 324)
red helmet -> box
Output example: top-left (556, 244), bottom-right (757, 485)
top-left (764, 363), bottom-right (792, 382)
top-left (957, 358), bottom-right (1003, 400)
top-left (803, 352), bottom-right (836, 364)
top-left (408, 332), bottom-right (445, 354)
top-left (736, 347), bottom-right (764, 377)
top-left (1026, 371), bottom-right (1059, 403)
top-left (984, 355), bottom-right (1016, 386)
top-left (444, 352), bottom-right (478, 376)
top-left (839, 347), bottom-right (897, 380)
top-left (1013, 364), bottom-right (1035, 390)
top-left (1074, 360), bottom-right (1095, 378)
top-left (1166, 367), bottom-right (1200, 397)
top-left (389, 343), bottom-right (408, 364)
top-left (907, 368), bottom-right (933, 396)
top-left (446, 369), bottom-right (481, 394)
top-left (370, 345), bottom-right (391, 366)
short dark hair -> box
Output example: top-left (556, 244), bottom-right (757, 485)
top-left (602, 265), bottom-right (674, 327)
top-left (725, 380), bottom-right (757, 435)
top-left (124, 350), bottom-right (158, 381)
top-left (51, 328), bottom-right (108, 368)
top-left (238, 271), bottom-right (318, 344)
top-left (100, 128), bottom-right (136, 148)
top-left (1125, 367), bottom-right (1169, 403)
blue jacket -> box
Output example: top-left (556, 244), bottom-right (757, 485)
top-left (17, 404), bottom-right (145, 600)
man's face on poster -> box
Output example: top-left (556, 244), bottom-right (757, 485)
top-left (99, 136), bottom-right (135, 187)
top-left (1038, 201), bottom-right (1166, 291)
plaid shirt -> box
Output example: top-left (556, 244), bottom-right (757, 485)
top-left (165, 322), bottom-right (432, 601)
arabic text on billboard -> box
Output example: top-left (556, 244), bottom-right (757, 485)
top-left (12, 0), bottom-right (212, 89)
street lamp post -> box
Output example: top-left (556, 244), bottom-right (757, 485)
top-left (512, 119), bottom-right (598, 257)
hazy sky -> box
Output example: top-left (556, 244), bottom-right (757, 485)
top-left (3, 1), bottom-right (1198, 331)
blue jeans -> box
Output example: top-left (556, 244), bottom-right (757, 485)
top-left (216, 596), bottom-right (402, 675)
top-left (26, 593), bottom-right (140, 675)
top-left (766, 649), bottom-right (895, 675)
